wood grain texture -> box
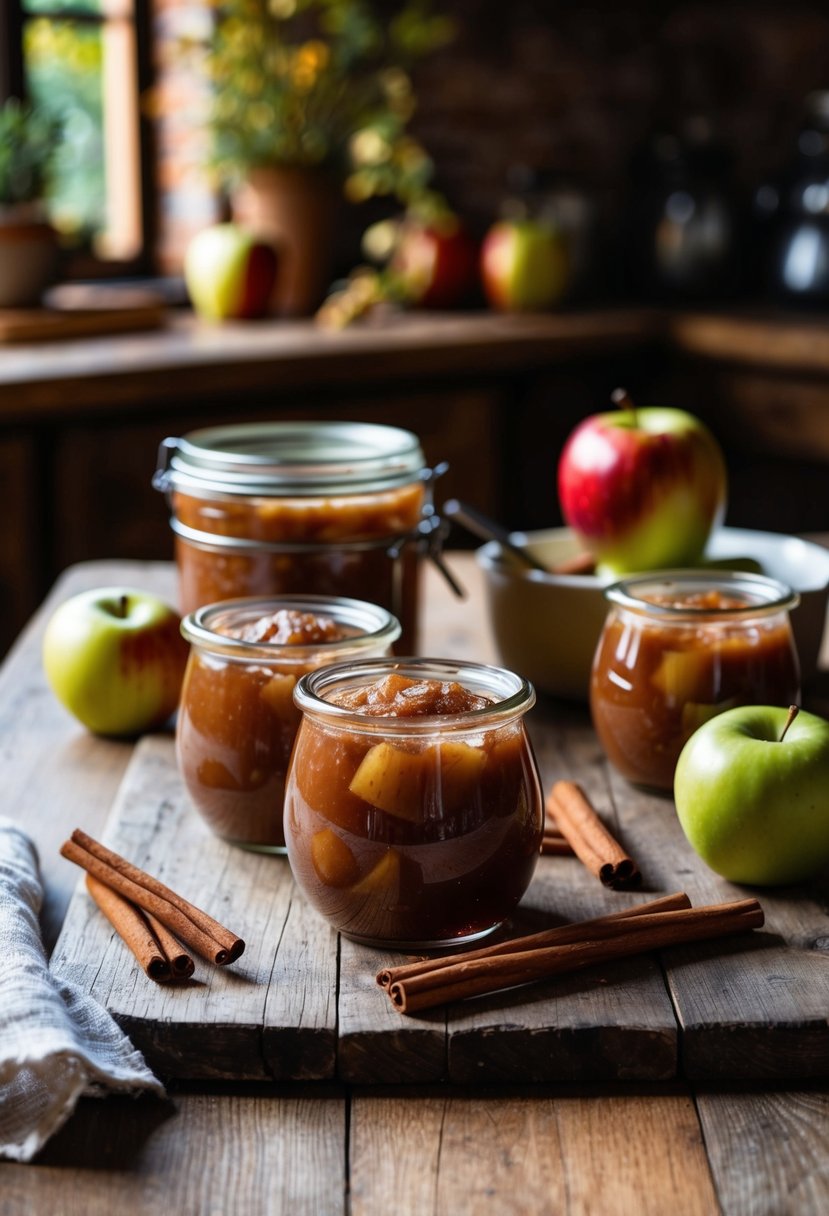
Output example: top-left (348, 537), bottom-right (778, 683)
top-left (50, 735), bottom-right (338, 1081)
top-left (349, 1087), bottom-right (719, 1216)
top-left (0, 1086), bottom-right (346, 1216)
top-left (0, 310), bottom-right (654, 419)
top-left (0, 559), bottom-right (177, 949)
top-left (696, 1089), bottom-right (829, 1216)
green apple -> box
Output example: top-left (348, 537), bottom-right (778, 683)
top-left (480, 219), bottom-right (568, 311)
top-left (43, 587), bottom-right (189, 737)
top-left (184, 223), bottom-right (278, 321)
top-left (674, 705), bottom-right (829, 885)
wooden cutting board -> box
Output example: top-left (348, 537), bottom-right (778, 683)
top-left (50, 707), bottom-right (829, 1085)
top-left (0, 285), bottom-right (167, 343)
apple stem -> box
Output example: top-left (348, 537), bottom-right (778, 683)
top-left (611, 386), bottom-right (637, 426)
top-left (115, 594), bottom-right (129, 619)
top-left (779, 704), bottom-right (799, 742)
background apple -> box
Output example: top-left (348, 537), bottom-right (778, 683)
top-left (184, 223), bottom-right (278, 321)
top-left (480, 219), bottom-right (568, 311)
top-left (43, 587), bottom-right (189, 737)
top-left (557, 390), bottom-right (727, 574)
top-left (674, 704), bottom-right (829, 885)
top-left (390, 218), bottom-right (479, 309)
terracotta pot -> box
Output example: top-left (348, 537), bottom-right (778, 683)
top-left (231, 166), bottom-right (341, 317)
top-left (0, 203), bottom-right (59, 308)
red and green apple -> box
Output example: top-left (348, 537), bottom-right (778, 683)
top-left (480, 219), bottom-right (568, 311)
top-left (42, 587), bottom-right (190, 737)
top-left (557, 391), bottom-right (727, 574)
top-left (390, 218), bottom-right (479, 309)
top-left (674, 704), bottom-right (829, 885)
top-left (184, 223), bottom-right (278, 321)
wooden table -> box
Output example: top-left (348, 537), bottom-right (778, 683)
top-left (2, 554), bottom-right (828, 1215)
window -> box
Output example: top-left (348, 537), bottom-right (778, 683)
top-left (0, 0), bottom-right (153, 268)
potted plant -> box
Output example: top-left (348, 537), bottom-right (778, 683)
top-left (0, 99), bottom-right (60, 308)
top-left (202, 0), bottom-right (454, 315)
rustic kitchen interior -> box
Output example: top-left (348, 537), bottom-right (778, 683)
top-left (2, 1), bottom-right (829, 1211)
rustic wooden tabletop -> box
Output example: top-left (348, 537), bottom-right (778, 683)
top-left (2, 553), bottom-right (828, 1215)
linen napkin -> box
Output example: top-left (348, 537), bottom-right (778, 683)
top-left (0, 817), bottom-right (163, 1162)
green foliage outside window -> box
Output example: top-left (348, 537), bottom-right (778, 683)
top-left (0, 97), bottom-right (59, 206)
top-left (204, 0), bottom-right (455, 211)
top-left (24, 18), bottom-right (105, 240)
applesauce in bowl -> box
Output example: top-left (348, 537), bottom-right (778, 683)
top-left (590, 572), bottom-right (801, 791)
top-left (284, 658), bottom-right (543, 949)
top-left (177, 595), bottom-right (400, 852)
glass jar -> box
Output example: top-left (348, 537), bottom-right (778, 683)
top-left (177, 595), bottom-right (401, 853)
top-left (283, 657), bottom-right (543, 949)
top-left (153, 421), bottom-right (446, 653)
top-left (590, 572), bottom-right (801, 792)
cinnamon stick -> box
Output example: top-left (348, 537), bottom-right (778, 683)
top-left (377, 892), bottom-right (691, 989)
top-left (86, 875), bottom-right (172, 982)
top-left (547, 781), bottom-right (641, 888)
top-left (540, 833), bottom-right (575, 856)
top-left (385, 898), bottom-right (763, 1014)
top-left (62, 829), bottom-right (244, 965)
top-left (144, 911), bottom-right (196, 980)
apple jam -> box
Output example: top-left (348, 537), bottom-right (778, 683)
top-left (590, 573), bottom-right (801, 791)
top-left (284, 659), bottom-right (543, 948)
top-left (176, 597), bottom-right (400, 852)
top-left (153, 421), bottom-right (444, 653)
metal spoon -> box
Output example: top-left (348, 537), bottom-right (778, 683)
top-left (442, 499), bottom-right (552, 573)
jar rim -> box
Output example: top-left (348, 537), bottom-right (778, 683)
top-left (605, 570), bottom-right (800, 618)
top-left (180, 594), bottom-right (401, 660)
top-left (154, 421), bottom-right (426, 498)
top-left (294, 656), bottom-right (536, 734)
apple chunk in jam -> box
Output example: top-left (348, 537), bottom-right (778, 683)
top-left (590, 574), bottom-right (801, 791)
top-left (176, 598), bottom-right (400, 852)
top-left (284, 665), bottom-right (543, 948)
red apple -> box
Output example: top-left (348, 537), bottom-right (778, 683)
top-left (184, 223), bottom-right (278, 320)
top-left (42, 587), bottom-right (189, 737)
top-left (480, 219), bottom-right (568, 311)
top-left (390, 219), bottom-right (479, 309)
top-left (557, 390), bottom-right (728, 574)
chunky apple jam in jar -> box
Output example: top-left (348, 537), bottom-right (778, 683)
top-left (177, 596), bottom-right (400, 852)
top-left (284, 658), bottom-right (543, 949)
top-left (590, 572), bottom-right (801, 791)
top-left (153, 421), bottom-right (447, 653)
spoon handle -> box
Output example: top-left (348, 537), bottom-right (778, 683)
top-left (443, 499), bottom-right (550, 573)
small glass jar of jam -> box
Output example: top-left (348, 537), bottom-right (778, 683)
top-left (153, 421), bottom-right (447, 653)
top-left (590, 572), bottom-right (801, 791)
top-left (177, 595), bottom-right (401, 853)
top-left (284, 658), bottom-right (543, 949)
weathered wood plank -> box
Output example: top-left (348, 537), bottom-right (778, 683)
top-left (592, 713), bottom-right (829, 1081)
top-left (444, 704), bottom-right (679, 1082)
top-left (0, 559), bottom-right (177, 950)
top-left (1, 1086), bottom-right (346, 1216)
top-left (349, 1086), bottom-right (720, 1216)
top-left (50, 735), bottom-right (338, 1082)
top-left (696, 1089), bottom-right (829, 1216)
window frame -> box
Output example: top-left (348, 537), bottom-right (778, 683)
top-left (0, 0), bottom-right (156, 276)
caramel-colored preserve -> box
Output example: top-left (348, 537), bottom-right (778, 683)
top-left (173, 482), bottom-right (424, 652)
top-left (284, 672), bottom-right (543, 947)
top-left (590, 583), bottom-right (800, 791)
top-left (176, 600), bottom-right (400, 852)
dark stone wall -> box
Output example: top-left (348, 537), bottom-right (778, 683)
top-left (410, 0), bottom-right (829, 227)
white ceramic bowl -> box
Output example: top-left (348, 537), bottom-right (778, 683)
top-left (476, 526), bottom-right (829, 701)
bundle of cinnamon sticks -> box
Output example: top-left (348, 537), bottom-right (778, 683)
top-left (541, 780), bottom-right (641, 889)
top-left (377, 892), bottom-right (764, 1015)
top-left (61, 828), bottom-right (245, 983)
